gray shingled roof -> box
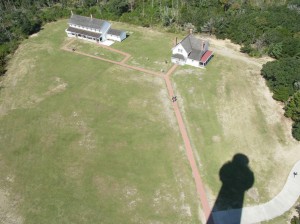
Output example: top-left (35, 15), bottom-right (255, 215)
top-left (188, 50), bottom-right (202, 60)
top-left (180, 35), bottom-right (192, 53)
top-left (177, 34), bottom-right (209, 61)
top-left (172, 54), bottom-right (185, 60)
top-left (67, 26), bottom-right (101, 38)
top-left (69, 14), bottom-right (110, 31)
top-left (107, 28), bottom-right (125, 37)
top-left (180, 34), bottom-right (208, 53)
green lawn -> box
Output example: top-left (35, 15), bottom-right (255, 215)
top-left (111, 22), bottom-right (181, 72)
top-left (0, 20), bottom-right (200, 224)
top-left (67, 39), bottom-right (125, 62)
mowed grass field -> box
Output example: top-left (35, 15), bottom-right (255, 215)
top-left (111, 22), bottom-right (180, 72)
top-left (0, 20), bottom-right (201, 223)
top-left (172, 52), bottom-right (300, 208)
top-left (67, 39), bottom-right (124, 62)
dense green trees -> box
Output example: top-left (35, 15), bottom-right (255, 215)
top-left (261, 58), bottom-right (300, 140)
top-left (261, 58), bottom-right (300, 102)
top-left (0, 0), bottom-right (299, 140)
top-left (285, 92), bottom-right (300, 140)
top-left (214, 6), bottom-right (300, 57)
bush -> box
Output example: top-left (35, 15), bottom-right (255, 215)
top-left (261, 58), bottom-right (300, 102)
top-left (285, 91), bottom-right (300, 122)
top-left (292, 121), bottom-right (300, 141)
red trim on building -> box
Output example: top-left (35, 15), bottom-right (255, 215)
top-left (200, 50), bottom-right (213, 63)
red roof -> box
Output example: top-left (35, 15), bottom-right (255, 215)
top-left (200, 50), bottom-right (213, 63)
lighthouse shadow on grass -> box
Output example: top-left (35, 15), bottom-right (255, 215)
top-left (207, 153), bottom-right (255, 224)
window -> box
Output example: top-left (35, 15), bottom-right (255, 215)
top-left (178, 49), bottom-right (182, 53)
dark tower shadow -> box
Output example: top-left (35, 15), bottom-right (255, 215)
top-left (207, 153), bottom-right (254, 224)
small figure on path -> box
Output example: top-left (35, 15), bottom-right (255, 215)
top-left (293, 172), bottom-right (298, 178)
top-left (172, 96), bottom-right (177, 102)
top-left (72, 48), bottom-right (76, 52)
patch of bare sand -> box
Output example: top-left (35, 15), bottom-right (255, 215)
top-left (174, 67), bottom-right (204, 76)
top-left (152, 183), bottom-right (193, 220)
top-left (93, 175), bottom-right (142, 216)
top-left (0, 189), bottom-right (23, 224)
top-left (29, 33), bottom-right (38, 38)
top-left (246, 187), bottom-right (260, 203)
top-left (194, 34), bottom-right (274, 67)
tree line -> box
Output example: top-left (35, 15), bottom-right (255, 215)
top-left (0, 0), bottom-right (299, 139)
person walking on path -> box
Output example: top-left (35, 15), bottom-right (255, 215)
top-left (293, 172), bottom-right (298, 178)
top-left (172, 96), bottom-right (177, 102)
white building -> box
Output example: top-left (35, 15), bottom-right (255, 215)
top-left (66, 13), bottom-right (126, 43)
top-left (171, 34), bottom-right (213, 68)
top-left (107, 29), bottom-right (127, 42)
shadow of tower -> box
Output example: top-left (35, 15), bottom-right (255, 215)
top-left (207, 153), bottom-right (255, 224)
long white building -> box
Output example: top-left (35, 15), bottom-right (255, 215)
top-left (66, 13), bottom-right (126, 43)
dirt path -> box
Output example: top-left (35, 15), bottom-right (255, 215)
top-left (205, 36), bottom-right (273, 67)
top-left (164, 65), bottom-right (211, 220)
top-left (61, 38), bottom-right (213, 222)
top-left (96, 43), bottom-right (131, 63)
top-left (62, 40), bottom-right (163, 77)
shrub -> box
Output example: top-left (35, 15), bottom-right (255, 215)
top-left (292, 121), bottom-right (300, 141)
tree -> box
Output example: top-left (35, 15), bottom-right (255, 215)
top-left (261, 58), bottom-right (300, 102)
top-left (290, 204), bottom-right (300, 223)
top-left (219, 0), bottom-right (231, 11)
top-left (107, 0), bottom-right (129, 16)
top-left (0, 54), bottom-right (6, 75)
top-left (285, 91), bottom-right (300, 122)
top-left (128, 0), bottom-right (135, 11)
top-left (83, 0), bottom-right (97, 7)
top-left (268, 42), bottom-right (283, 59)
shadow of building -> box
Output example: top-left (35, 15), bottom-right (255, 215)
top-left (207, 153), bottom-right (254, 224)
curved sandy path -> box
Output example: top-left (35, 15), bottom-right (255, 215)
top-left (213, 160), bottom-right (300, 224)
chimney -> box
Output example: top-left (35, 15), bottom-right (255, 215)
top-left (90, 14), bottom-right (93, 20)
top-left (71, 10), bottom-right (73, 16)
top-left (175, 37), bottom-right (178, 46)
top-left (189, 28), bottom-right (193, 35)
